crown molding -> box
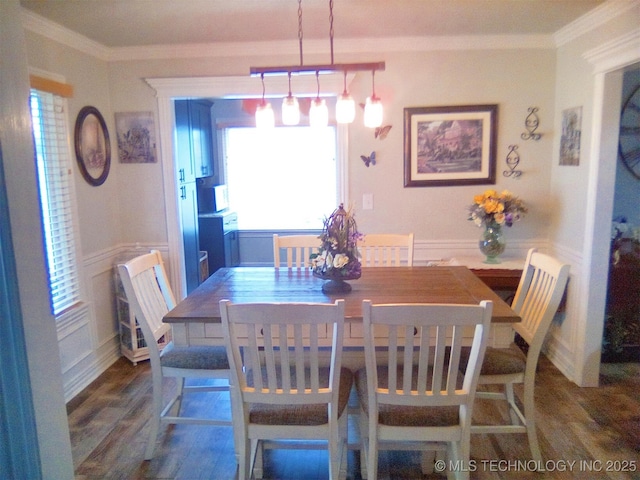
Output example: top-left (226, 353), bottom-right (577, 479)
top-left (582, 27), bottom-right (640, 73)
top-left (21, 9), bottom-right (111, 60)
top-left (21, 6), bottom-right (554, 64)
top-left (110, 35), bottom-right (554, 62)
top-left (554, 0), bottom-right (640, 47)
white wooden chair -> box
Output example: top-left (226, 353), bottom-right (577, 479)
top-left (356, 299), bottom-right (493, 480)
top-left (219, 299), bottom-right (351, 480)
top-left (358, 233), bottom-right (414, 266)
top-left (117, 250), bottom-right (233, 460)
top-left (272, 234), bottom-right (321, 269)
top-left (469, 248), bottom-right (570, 462)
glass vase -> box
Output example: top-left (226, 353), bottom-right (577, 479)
top-left (479, 225), bottom-right (506, 264)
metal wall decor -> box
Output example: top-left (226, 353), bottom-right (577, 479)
top-left (503, 144), bottom-right (522, 177)
top-left (521, 107), bottom-right (542, 141)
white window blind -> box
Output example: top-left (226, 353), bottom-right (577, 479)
top-left (30, 89), bottom-right (81, 316)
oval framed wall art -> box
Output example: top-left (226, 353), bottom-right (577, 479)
top-left (74, 106), bottom-right (111, 186)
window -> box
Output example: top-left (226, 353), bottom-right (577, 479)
top-left (29, 89), bottom-right (82, 316)
top-left (224, 126), bottom-right (340, 230)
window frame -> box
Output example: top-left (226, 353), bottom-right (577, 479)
top-left (29, 87), bottom-right (84, 317)
top-left (221, 124), bottom-right (347, 231)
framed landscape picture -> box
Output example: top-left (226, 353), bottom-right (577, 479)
top-left (404, 104), bottom-right (497, 187)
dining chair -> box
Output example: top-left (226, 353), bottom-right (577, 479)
top-left (356, 299), bottom-right (493, 480)
top-left (219, 299), bottom-right (352, 480)
top-left (117, 250), bottom-right (233, 460)
top-left (469, 248), bottom-right (570, 462)
top-left (272, 234), bottom-right (321, 269)
top-left (358, 233), bottom-right (414, 266)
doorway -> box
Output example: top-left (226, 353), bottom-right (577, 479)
top-left (602, 65), bottom-right (640, 363)
top-left (579, 52), bottom-right (640, 385)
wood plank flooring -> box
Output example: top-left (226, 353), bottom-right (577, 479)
top-left (68, 356), bottom-right (640, 479)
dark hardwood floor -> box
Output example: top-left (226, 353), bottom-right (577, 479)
top-left (68, 355), bottom-right (640, 479)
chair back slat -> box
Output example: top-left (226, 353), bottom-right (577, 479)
top-left (431, 325), bottom-right (447, 394)
top-left (416, 328), bottom-right (431, 393)
top-left (447, 325), bottom-right (464, 395)
top-left (359, 233), bottom-right (414, 267)
top-left (245, 324), bottom-right (263, 391)
top-left (273, 234), bottom-right (321, 269)
top-left (362, 300), bottom-right (492, 408)
top-left (221, 300), bottom-right (345, 405)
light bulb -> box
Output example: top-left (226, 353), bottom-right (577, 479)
top-left (281, 95), bottom-right (300, 125)
top-left (309, 98), bottom-right (328, 127)
top-left (336, 93), bottom-right (355, 124)
top-left (364, 96), bottom-right (383, 128)
top-left (255, 101), bottom-right (275, 128)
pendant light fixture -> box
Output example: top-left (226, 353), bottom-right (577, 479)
top-left (309, 71), bottom-right (329, 127)
top-left (282, 72), bottom-right (300, 125)
top-left (250, 0), bottom-right (385, 128)
top-left (336, 70), bottom-right (355, 124)
top-left (255, 73), bottom-right (275, 128)
top-left (363, 70), bottom-right (383, 128)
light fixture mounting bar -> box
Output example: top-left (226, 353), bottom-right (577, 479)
top-left (250, 61), bottom-right (385, 77)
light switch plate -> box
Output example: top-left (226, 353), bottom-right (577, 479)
top-left (363, 193), bottom-right (374, 210)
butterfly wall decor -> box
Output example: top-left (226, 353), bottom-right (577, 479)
top-left (361, 151), bottom-right (376, 167)
top-left (375, 125), bottom-right (392, 140)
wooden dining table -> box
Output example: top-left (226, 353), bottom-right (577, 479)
top-left (163, 266), bottom-right (520, 351)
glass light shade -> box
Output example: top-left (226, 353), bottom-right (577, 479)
top-left (309, 98), bottom-right (328, 127)
top-left (336, 93), bottom-right (356, 124)
top-left (281, 95), bottom-right (300, 125)
top-left (364, 96), bottom-right (383, 128)
top-left (255, 101), bottom-right (275, 128)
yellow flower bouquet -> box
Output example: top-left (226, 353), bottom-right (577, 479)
top-left (468, 189), bottom-right (527, 228)
top-left (468, 189), bottom-right (527, 263)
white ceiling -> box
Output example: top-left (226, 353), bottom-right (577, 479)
top-left (20, 0), bottom-right (606, 48)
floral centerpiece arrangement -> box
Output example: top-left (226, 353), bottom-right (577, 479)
top-left (310, 203), bottom-right (362, 292)
top-left (468, 189), bottom-right (527, 263)
top-left (468, 189), bottom-right (527, 228)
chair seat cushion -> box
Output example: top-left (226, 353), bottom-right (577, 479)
top-left (458, 344), bottom-right (526, 376)
top-left (479, 345), bottom-right (527, 376)
top-left (355, 366), bottom-right (459, 427)
top-left (160, 342), bottom-right (230, 370)
top-left (248, 367), bottom-right (353, 426)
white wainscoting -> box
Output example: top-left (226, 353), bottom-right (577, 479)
top-left (238, 230), bottom-right (545, 267)
top-left (542, 242), bottom-right (584, 384)
top-left (59, 243), bottom-right (168, 402)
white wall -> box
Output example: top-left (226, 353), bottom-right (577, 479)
top-left (105, 43), bottom-right (556, 252)
top-left (348, 48), bottom-right (556, 247)
top-left (1, 0), bottom-right (74, 477)
top-left (23, 30), bottom-right (126, 400)
top-left (17, 1), bottom-right (640, 402)
top-left (25, 33), bottom-right (121, 255)
top-left (549, 0), bottom-right (640, 385)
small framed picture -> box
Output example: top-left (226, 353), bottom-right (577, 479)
top-left (74, 106), bottom-right (111, 186)
top-left (404, 104), bottom-right (498, 187)
top-left (559, 106), bottom-right (582, 166)
top-left (115, 111), bottom-right (157, 164)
